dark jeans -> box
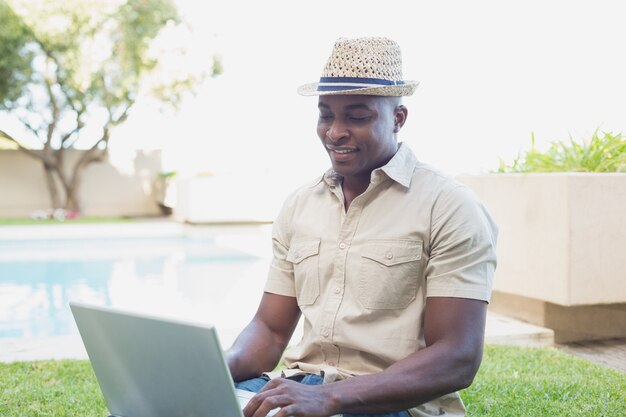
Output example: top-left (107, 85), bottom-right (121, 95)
top-left (236, 374), bottom-right (411, 417)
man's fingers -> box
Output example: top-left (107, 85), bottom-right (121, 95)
top-left (244, 386), bottom-right (287, 417)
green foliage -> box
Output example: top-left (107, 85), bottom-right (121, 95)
top-left (497, 130), bottom-right (626, 173)
top-left (0, 1), bottom-right (34, 107)
top-left (0, 0), bottom-right (218, 211)
top-left (0, 136), bottom-right (18, 149)
top-left (0, 0), bottom-right (190, 127)
top-left (116, 0), bottom-right (180, 74)
top-left (158, 170), bottom-right (177, 179)
top-left (0, 0), bottom-right (217, 150)
top-left (1, 346), bottom-right (624, 416)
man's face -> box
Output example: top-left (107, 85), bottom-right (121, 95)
top-left (317, 95), bottom-right (406, 182)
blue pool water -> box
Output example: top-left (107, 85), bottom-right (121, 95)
top-left (0, 230), bottom-right (272, 340)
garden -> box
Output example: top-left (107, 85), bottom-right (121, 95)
top-left (0, 0), bottom-right (624, 413)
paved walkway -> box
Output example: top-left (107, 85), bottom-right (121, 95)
top-left (486, 311), bottom-right (625, 373)
top-left (0, 311), bottom-right (552, 362)
top-left (555, 338), bottom-right (626, 373)
top-left (0, 310), bottom-right (564, 362)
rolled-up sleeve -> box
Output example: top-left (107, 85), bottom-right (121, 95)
top-left (264, 195), bottom-right (297, 297)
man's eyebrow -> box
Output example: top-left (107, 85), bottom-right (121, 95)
top-left (345, 103), bottom-right (372, 111)
top-left (317, 102), bottom-right (372, 111)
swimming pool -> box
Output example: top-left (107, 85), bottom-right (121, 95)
top-left (0, 222), bottom-right (277, 359)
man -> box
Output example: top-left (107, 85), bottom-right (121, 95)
top-left (226, 37), bottom-right (498, 417)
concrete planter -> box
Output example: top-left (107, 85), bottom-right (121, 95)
top-left (458, 173), bottom-right (626, 342)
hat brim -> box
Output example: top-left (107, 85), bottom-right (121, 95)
top-left (297, 80), bottom-right (419, 97)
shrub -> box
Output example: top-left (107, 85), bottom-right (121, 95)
top-left (497, 130), bottom-right (626, 173)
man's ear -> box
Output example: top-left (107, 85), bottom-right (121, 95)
top-left (393, 105), bottom-right (408, 133)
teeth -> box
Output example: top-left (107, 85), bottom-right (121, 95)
top-left (332, 148), bottom-right (355, 154)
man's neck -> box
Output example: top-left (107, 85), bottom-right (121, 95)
top-left (341, 176), bottom-right (370, 211)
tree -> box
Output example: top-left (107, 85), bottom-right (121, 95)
top-left (0, 0), bottom-right (220, 214)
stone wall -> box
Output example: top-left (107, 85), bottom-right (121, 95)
top-left (0, 149), bottom-right (162, 218)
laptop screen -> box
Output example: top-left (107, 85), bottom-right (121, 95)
top-left (70, 301), bottom-right (245, 417)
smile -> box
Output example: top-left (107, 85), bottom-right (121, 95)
top-left (327, 145), bottom-right (358, 154)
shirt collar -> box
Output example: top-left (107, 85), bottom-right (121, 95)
top-left (321, 169), bottom-right (340, 188)
top-left (377, 142), bottom-right (417, 188)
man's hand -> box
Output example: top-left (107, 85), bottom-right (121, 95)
top-left (243, 378), bottom-right (337, 417)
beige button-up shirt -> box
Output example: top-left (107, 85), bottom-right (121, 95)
top-left (264, 143), bottom-right (498, 416)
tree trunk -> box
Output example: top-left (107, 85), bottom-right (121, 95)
top-left (65, 164), bottom-right (83, 214)
top-left (64, 147), bottom-right (108, 213)
top-left (41, 148), bottom-right (87, 214)
top-left (43, 162), bottom-right (61, 210)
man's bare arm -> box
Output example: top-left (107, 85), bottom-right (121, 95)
top-left (245, 297), bottom-right (487, 417)
top-left (226, 292), bottom-right (301, 382)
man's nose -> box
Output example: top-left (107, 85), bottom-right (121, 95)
top-left (326, 124), bottom-right (348, 142)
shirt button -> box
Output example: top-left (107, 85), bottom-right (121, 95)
top-left (385, 251), bottom-right (393, 260)
top-left (322, 329), bottom-right (329, 337)
top-left (334, 287), bottom-right (341, 294)
top-left (339, 242), bottom-right (347, 249)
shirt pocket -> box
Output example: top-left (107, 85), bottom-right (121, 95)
top-left (358, 239), bottom-right (423, 310)
top-left (286, 239), bottom-right (321, 306)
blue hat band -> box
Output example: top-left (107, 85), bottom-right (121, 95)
top-left (316, 76), bottom-right (406, 92)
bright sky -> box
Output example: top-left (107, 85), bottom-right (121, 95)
top-left (125, 0), bottom-right (625, 180)
top-left (7, 0), bottom-right (626, 183)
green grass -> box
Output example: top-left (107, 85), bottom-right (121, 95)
top-left (497, 130), bottom-right (626, 173)
top-left (460, 345), bottom-right (625, 416)
top-left (0, 360), bottom-right (106, 416)
top-left (1, 345), bottom-right (623, 416)
top-left (0, 217), bottom-right (138, 226)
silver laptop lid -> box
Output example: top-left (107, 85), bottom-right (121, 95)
top-left (69, 301), bottom-right (244, 417)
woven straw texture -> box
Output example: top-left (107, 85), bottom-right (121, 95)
top-left (324, 37), bottom-right (403, 81)
top-left (298, 37), bottom-right (418, 96)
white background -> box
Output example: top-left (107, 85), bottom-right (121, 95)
top-left (157, 0), bottom-right (625, 178)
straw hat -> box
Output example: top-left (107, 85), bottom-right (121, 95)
top-left (297, 37), bottom-right (419, 97)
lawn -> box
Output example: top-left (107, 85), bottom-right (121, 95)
top-left (0, 345), bottom-right (623, 416)
top-left (462, 345), bottom-right (624, 416)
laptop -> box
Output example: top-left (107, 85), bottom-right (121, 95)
top-left (69, 301), bottom-right (278, 417)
